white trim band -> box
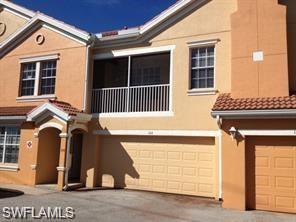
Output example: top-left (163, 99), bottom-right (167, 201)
top-left (94, 45), bottom-right (176, 60)
top-left (19, 54), bottom-right (59, 63)
top-left (187, 38), bottom-right (220, 47)
top-left (239, 129), bottom-right (296, 137)
top-left (212, 109), bottom-right (296, 119)
top-left (0, 165), bottom-right (19, 172)
top-left (94, 130), bottom-right (220, 137)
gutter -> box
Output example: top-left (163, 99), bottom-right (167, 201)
top-left (82, 36), bottom-right (95, 112)
top-left (211, 109), bottom-right (296, 119)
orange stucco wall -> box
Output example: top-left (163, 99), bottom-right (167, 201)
top-left (0, 123), bottom-right (36, 185)
top-left (221, 119), bottom-right (296, 210)
top-left (231, 0), bottom-right (289, 98)
top-left (93, 0), bottom-right (237, 131)
top-left (0, 8), bottom-right (27, 43)
top-left (0, 25), bottom-right (87, 109)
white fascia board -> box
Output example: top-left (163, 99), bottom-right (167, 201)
top-left (93, 130), bottom-right (219, 137)
top-left (211, 109), bottom-right (296, 119)
top-left (36, 14), bottom-right (90, 41)
top-left (2, 7), bottom-right (31, 20)
top-left (27, 103), bottom-right (70, 122)
top-left (0, 16), bottom-right (39, 49)
top-left (96, 0), bottom-right (199, 41)
top-left (0, 0), bottom-right (35, 18)
top-left (140, 0), bottom-right (193, 34)
top-left (94, 45), bottom-right (176, 60)
top-left (239, 130), bottom-right (296, 137)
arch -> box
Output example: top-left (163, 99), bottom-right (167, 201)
top-left (39, 122), bottom-right (64, 132)
top-left (69, 124), bottom-right (88, 133)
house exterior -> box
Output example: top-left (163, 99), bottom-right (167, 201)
top-left (0, 0), bottom-right (295, 214)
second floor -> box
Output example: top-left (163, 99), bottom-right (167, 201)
top-left (1, 0), bottom-right (296, 130)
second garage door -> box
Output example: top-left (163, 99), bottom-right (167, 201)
top-left (247, 137), bottom-right (296, 213)
top-left (99, 136), bottom-right (217, 198)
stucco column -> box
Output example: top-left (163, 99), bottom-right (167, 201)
top-left (81, 128), bottom-right (100, 188)
top-left (30, 131), bottom-right (40, 185)
top-left (221, 129), bottom-right (246, 210)
top-left (57, 134), bottom-right (68, 191)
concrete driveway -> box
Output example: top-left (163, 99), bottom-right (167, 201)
top-left (0, 185), bottom-right (295, 222)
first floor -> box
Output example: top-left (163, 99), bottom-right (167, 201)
top-left (0, 110), bottom-right (296, 214)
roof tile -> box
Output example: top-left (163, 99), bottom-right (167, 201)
top-left (212, 93), bottom-right (296, 111)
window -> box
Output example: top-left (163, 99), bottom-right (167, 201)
top-left (40, 61), bottom-right (57, 95)
top-left (0, 127), bottom-right (20, 164)
top-left (20, 63), bottom-right (36, 96)
top-left (190, 46), bottom-right (215, 89)
top-left (20, 60), bottom-right (57, 97)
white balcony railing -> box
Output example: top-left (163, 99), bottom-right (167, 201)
top-left (91, 84), bottom-right (170, 114)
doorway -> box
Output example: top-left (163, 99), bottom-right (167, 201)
top-left (68, 133), bottom-right (83, 183)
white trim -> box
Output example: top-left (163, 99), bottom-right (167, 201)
top-left (212, 109), bottom-right (296, 119)
top-left (2, 7), bottom-right (31, 20)
top-left (42, 24), bottom-right (87, 46)
top-left (94, 45), bottom-right (176, 60)
top-left (27, 103), bottom-right (70, 122)
top-left (218, 130), bottom-right (222, 200)
top-left (39, 122), bottom-right (63, 132)
top-left (187, 39), bottom-right (220, 48)
top-left (140, 0), bottom-right (194, 35)
top-left (0, 116), bottom-right (26, 121)
top-left (94, 129), bottom-right (219, 137)
top-left (169, 48), bottom-right (174, 112)
top-left (0, 165), bottom-right (19, 172)
top-left (59, 133), bottom-right (68, 138)
top-left (83, 45), bottom-right (91, 111)
top-left (16, 95), bottom-right (56, 102)
top-left (187, 88), bottom-right (218, 96)
top-left (0, 0), bottom-right (35, 18)
top-left (33, 61), bottom-right (40, 96)
top-left (19, 54), bottom-right (59, 63)
top-left (93, 111), bottom-right (174, 118)
top-left (57, 166), bottom-right (66, 172)
top-left (238, 129), bottom-right (296, 137)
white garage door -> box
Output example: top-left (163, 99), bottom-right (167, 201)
top-left (100, 136), bottom-right (217, 198)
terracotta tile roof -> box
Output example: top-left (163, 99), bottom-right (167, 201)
top-left (0, 106), bottom-right (36, 116)
top-left (212, 93), bottom-right (296, 111)
top-left (49, 100), bottom-right (83, 116)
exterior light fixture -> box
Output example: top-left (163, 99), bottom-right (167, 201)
top-left (229, 127), bottom-right (237, 140)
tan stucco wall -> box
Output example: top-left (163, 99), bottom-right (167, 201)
top-left (0, 123), bottom-right (36, 185)
top-left (0, 8), bottom-right (27, 43)
top-left (93, 0), bottom-right (237, 131)
top-left (35, 128), bottom-right (61, 184)
top-left (231, 0), bottom-right (289, 98)
top-left (221, 119), bottom-right (296, 211)
top-left (279, 0), bottom-right (296, 92)
top-left (0, 26), bottom-right (87, 109)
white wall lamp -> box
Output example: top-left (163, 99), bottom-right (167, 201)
top-left (229, 127), bottom-right (237, 141)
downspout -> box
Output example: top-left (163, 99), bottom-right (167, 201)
top-left (83, 36), bottom-right (95, 112)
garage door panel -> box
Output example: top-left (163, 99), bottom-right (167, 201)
top-left (100, 136), bottom-right (216, 197)
top-left (247, 137), bottom-right (296, 213)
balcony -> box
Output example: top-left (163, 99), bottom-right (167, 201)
top-left (91, 52), bottom-right (172, 116)
top-left (91, 84), bottom-right (170, 114)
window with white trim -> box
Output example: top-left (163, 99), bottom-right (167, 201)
top-left (0, 127), bottom-right (20, 164)
top-left (20, 60), bottom-right (57, 97)
top-left (190, 46), bottom-right (215, 89)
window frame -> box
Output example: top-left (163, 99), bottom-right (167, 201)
top-left (18, 54), bottom-right (59, 100)
top-left (187, 39), bottom-right (219, 96)
top-left (0, 126), bottom-right (21, 165)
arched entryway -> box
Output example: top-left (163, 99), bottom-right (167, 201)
top-left (68, 130), bottom-right (84, 183)
top-left (35, 127), bottom-right (61, 185)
